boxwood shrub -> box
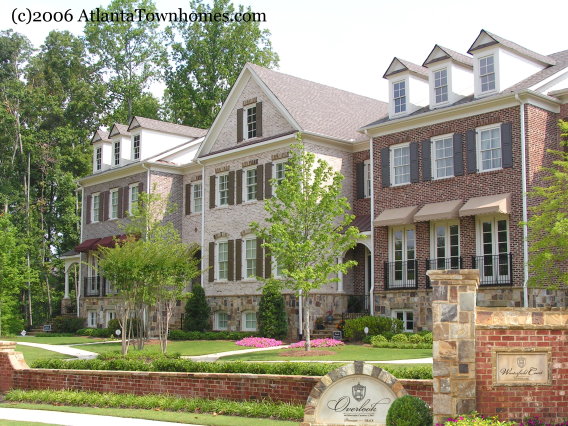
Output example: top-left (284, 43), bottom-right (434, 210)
top-left (386, 395), bottom-right (432, 426)
top-left (343, 316), bottom-right (403, 341)
top-left (168, 329), bottom-right (258, 341)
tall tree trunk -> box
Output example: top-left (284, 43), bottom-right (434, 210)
top-left (303, 296), bottom-right (311, 352)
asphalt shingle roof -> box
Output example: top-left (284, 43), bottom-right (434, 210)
top-left (423, 45), bottom-right (473, 68)
top-left (383, 58), bottom-right (429, 79)
top-left (129, 116), bottom-right (207, 138)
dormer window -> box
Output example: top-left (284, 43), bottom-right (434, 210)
top-left (113, 141), bottom-right (120, 166)
top-left (95, 147), bottom-right (102, 171)
top-left (393, 81), bottom-right (406, 114)
top-left (245, 105), bottom-right (257, 139)
top-left (133, 135), bottom-right (140, 160)
top-left (479, 55), bottom-right (496, 93)
top-left (434, 69), bottom-right (448, 104)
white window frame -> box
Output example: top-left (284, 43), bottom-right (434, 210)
top-left (476, 214), bottom-right (510, 282)
top-left (106, 279), bottom-right (116, 295)
top-left (244, 167), bottom-right (257, 202)
top-left (244, 104), bottom-right (257, 140)
top-left (433, 68), bottom-right (449, 105)
top-left (87, 310), bottom-right (97, 328)
top-left (241, 311), bottom-right (257, 332)
top-left (431, 134), bottom-right (454, 180)
top-left (430, 221), bottom-right (460, 269)
top-left (273, 256), bottom-right (284, 278)
top-left (215, 312), bottom-right (229, 331)
top-left (132, 134), bottom-right (140, 160)
top-left (363, 160), bottom-right (371, 198)
top-left (92, 192), bottom-right (101, 223)
top-left (216, 240), bottom-right (229, 281)
top-left (476, 124), bottom-right (502, 172)
top-left (191, 181), bottom-right (202, 213)
top-left (390, 143), bottom-right (411, 186)
top-left (105, 310), bottom-right (116, 327)
top-left (388, 225), bottom-right (416, 287)
top-left (129, 183), bottom-right (139, 214)
top-left (95, 147), bottom-right (102, 171)
top-left (392, 80), bottom-right (407, 115)
top-left (272, 160), bottom-right (286, 193)
top-left (109, 188), bottom-right (119, 220)
top-left (243, 237), bottom-right (257, 280)
top-left (217, 173), bottom-right (229, 207)
top-left (113, 141), bottom-right (121, 166)
top-left (392, 310), bottom-right (414, 333)
top-left (479, 55), bottom-right (496, 94)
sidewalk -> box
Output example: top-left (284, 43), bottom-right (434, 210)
top-left (185, 344), bottom-right (291, 362)
top-left (15, 342), bottom-right (98, 360)
top-left (0, 408), bottom-right (200, 426)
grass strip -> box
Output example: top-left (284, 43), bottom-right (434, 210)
top-left (4, 389), bottom-right (304, 421)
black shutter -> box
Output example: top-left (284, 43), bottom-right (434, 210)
top-left (381, 147), bottom-right (390, 187)
top-left (264, 162), bottom-right (273, 198)
top-left (466, 130), bottom-right (477, 173)
top-left (98, 193), bottom-right (104, 221)
top-left (228, 171), bottom-right (235, 205)
top-left (256, 102), bottom-right (263, 138)
top-left (421, 140), bottom-right (432, 181)
top-left (501, 122), bottom-right (513, 168)
top-left (453, 133), bottom-right (464, 176)
top-left (236, 169), bottom-right (243, 204)
top-left (138, 181), bottom-right (144, 194)
top-left (102, 191), bottom-right (109, 221)
top-left (356, 162), bottom-right (365, 199)
top-left (256, 238), bottom-right (263, 278)
top-left (264, 246), bottom-right (271, 279)
top-left (256, 164), bottom-right (264, 200)
top-left (237, 108), bottom-right (243, 142)
top-left (235, 238), bottom-right (242, 281)
top-left (228, 240), bottom-right (234, 281)
top-left (86, 195), bottom-right (92, 224)
top-left (410, 142), bottom-right (419, 183)
top-left (185, 184), bottom-right (191, 215)
top-left (209, 175), bottom-right (216, 209)
top-left (208, 242), bottom-right (215, 282)
top-left (117, 187), bottom-right (123, 218)
top-left (122, 186), bottom-right (129, 217)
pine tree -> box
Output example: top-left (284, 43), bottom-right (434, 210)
top-left (183, 284), bottom-right (211, 332)
top-left (258, 284), bottom-right (287, 339)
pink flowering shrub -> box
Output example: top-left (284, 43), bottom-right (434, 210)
top-left (289, 338), bottom-right (344, 348)
top-left (235, 337), bottom-right (283, 348)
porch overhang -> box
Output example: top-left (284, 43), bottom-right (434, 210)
top-left (374, 206), bottom-right (419, 226)
top-left (459, 193), bottom-right (511, 217)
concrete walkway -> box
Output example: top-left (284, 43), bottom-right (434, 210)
top-left (15, 342), bottom-right (98, 360)
top-left (0, 407), bottom-right (199, 425)
top-left (185, 344), bottom-right (291, 362)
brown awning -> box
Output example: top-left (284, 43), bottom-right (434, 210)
top-left (374, 206), bottom-right (419, 227)
top-left (459, 193), bottom-right (511, 217)
top-left (414, 199), bottom-right (463, 222)
top-left (74, 238), bottom-right (101, 253)
top-left (95, 234), bottom-right (128, 249)
top-left (351, 215), bottom-right (371, 232)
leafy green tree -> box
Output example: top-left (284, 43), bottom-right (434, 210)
top-left (84, 0), bottom-right (166, 122)
top-left (183, 284), bottom-right (211, 332)
top-left (165, 0), bottom-right (279, 128)
top-left (251, 137), bottom-right (362, 350)
top-left (527, 120), bottom-right (568, 288)
top-left (258, 283), bottom-right (287, 339)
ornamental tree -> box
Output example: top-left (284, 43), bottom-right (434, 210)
top-left (251, 136), bottom-right (363, 351)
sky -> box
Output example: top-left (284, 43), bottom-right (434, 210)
top-left (1, 0), bottom-right (566, 102)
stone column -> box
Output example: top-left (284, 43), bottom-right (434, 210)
top-left (428, 269), bottom-right (479, 425)
top-left (64, 265), bottom-right (70, 299)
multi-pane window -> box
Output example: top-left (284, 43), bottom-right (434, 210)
top-left (92, 193), bottom-right (100, 222)
top-left (106, 311), bottom-right (116, 327)
top-left (133, 135), bottom-right (140, 160)
top-left (433, 136), bottom-right (454, 179)
top-left (274, 162), bottom-right (285, 183)
top-left (113, 141), bottom-right (120, 166)
top-left (393, 81), bottom-right (406, 114)
top-left (217, 241), bottom-right (228, 280)
top-left (392, 145), bottom-right (410, 185)
top-left (129, 184), bottom-right (139, 214)
top-left (95, 147), bottom-right (102, 171)
top-left (246, 106), bottom-right (257, 139)
top-left (245, 168), bottom-right (257, 201)
top-left (478, 126), bottom-right (502, 171)
top-left (434, 68), bottom-right (448, 104)
top-left (242, 311), bottom-right (257, 331)
top-left (192, 182), bottom-right (202, 213)
top-left (87, 311), bottom-right (97, 328)
top-left (393, 311), bottom-right (414, 332)
top-left (216, 312), bottom-right (228, 330)
top-left (391, 226), bottom-right (416, 285)
top-left (244, 238), bottom-right (257, 279)
top-left (217, 174), bottom-right (229, 206)
top-left (110, 189), bottom-right (119, 219)
top-left (479, 217), bottom-right (509, 281)
top-left (480, 55), bottom-right (495, 93)
top-left (433, 222), bottom-right (460, 269)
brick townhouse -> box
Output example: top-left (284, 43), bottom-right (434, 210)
top-left (360, 30), bottom-right (568, 331)
top-left (62, 29), bottom-right (568, 336)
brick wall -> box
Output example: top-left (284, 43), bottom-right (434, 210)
top-left (352, 149), bottom-right (371, 216)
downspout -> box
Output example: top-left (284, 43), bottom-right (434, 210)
top-left (367, 131), bottom-right (375, 315)
top-left (140, 163), bottom-right (151, 336)
top-left (78, 186), bottom-right (84, 318)
top-left (195, 159), bottom-right (206, 287)
top-left (515, 94), bottom-right (529, 308)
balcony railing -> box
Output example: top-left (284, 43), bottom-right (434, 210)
top-left (347, 295), bottom-right (370, 314)
top-left (425, 257), bottom-right (463, 288)
top-left (83, 276), bottom-right (107, 297)
top-left (471, 254), bottom-right (513, 286)
top-left (384, 260), bottom-right (419, 290)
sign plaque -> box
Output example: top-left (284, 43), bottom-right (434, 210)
top-left (493, 348), bottom-right (551, 386)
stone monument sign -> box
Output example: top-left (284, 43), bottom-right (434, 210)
top-left (493, 348), bottom-right (551, 386)
top-left (302, 361), bottom-right (407, 426)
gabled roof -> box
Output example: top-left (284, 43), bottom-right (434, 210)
top-left (423, 45), bottom-right (473, 68)
top-left (109, 123), bottom-right (130, 137)
top-left (468, 30), bottom-right (556, 66)
top-left (128, 116), bottom-right (207, 139)
top-left (247, 63), bottom-right (387, 142)
top-left (383, 57), bottom-right (429, 79)
top-left (91, 129), bottom-right (110, 144)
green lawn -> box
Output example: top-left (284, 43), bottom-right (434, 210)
top-left (79, 340), bottom-right (241, 356)
top-left (221, 345), bottom-right (432, 361)
top-left (4, 336), bottom-right (112, 345)
top-left (0, 421), bottom-right (59, 426)
top-left (1, 403), bottom-right (298, 426)
top-left (15, 345), bottom-right (71, 364)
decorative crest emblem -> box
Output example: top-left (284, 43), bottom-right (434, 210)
top-left (517, 357), bottom-right (526, 368)
top-left (352, 382), bottom-right (366, 402)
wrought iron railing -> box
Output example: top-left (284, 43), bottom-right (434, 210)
top-left (471, 253), bottom-right (513, 286)
top-left (83, 276), bottom-right (107, 297)
top-left (346, 295), bottom-right (370, 314)
top-left (384, 260), bottom-right (419, 290)
top-left (425, 257), bottom-right (463, 288)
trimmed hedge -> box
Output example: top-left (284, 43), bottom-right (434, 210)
top-left (168, 329), bottom-right (258, 341)
top-left (386, 395), bottom-right (432, 426)
top-left (51, 316), bottom-right (85, 333)
top-left (343, 316), bottom-right (403, 341)
top-left (76, 328), bottom-right (114, 338)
